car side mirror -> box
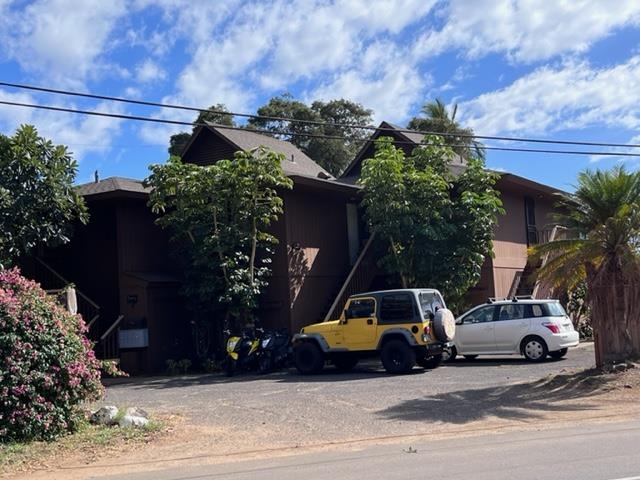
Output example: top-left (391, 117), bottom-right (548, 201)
top-left (456, 318), bottom-right (463, 325)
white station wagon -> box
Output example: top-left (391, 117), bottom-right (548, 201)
top-left (446, 298), bottom-right (579, 362)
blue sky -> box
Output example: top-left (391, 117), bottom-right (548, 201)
top-left (1, 0), bottom-right (640, 191)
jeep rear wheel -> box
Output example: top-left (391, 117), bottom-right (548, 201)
top-left (381, 339), bottom-right (416, 374)
top-left (294, 342), bottom-right (325, 374)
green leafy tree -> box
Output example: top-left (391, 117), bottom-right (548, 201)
top-left (0, 125), bottom-right (88, 268)
top-left (248, 95), bottom-right (373, 175)
top-left (530, 166), bottom-right (640, 366)
top-left (168, 104), bottom-right (235, 157)
top-left (145, 148), bottom-right (293, 331)
top-left (408, 98), bottom-right (485, 160)
top-left (359, 136), bottom-right (503, 309)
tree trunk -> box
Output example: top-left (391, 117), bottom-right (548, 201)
top-left (587, 259), bottom-right (640, 367)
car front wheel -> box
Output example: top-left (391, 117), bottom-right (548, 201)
top-left (442, 345), bottom-right (457, 362)
top-left (522, 336), bottom-right (548, 362)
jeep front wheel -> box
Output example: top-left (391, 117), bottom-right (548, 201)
top-left (293, 342), bottom-right (325, 374)
top-left (381, 339), bottom-right (416, 374)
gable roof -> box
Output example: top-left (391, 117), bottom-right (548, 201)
top-left (184, 123), bottom-right (333, 180)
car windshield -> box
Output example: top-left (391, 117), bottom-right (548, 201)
top-left (545, 301), bottom-right (567, 317)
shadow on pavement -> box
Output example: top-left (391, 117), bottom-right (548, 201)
top-left (377, 368), bottom-right (608, 424)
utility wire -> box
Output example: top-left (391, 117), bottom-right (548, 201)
top-left (2, 80), bottom-right (640, 150)
top-left (2, 99), bottom-right (640, 158)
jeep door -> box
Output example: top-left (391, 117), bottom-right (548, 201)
top-left (339, 297), bottom-right (378, 350)
top-left (455, 305), bottom-right (498, 353)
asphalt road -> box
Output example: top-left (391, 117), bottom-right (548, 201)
top-left (92, 419), bottom-right (640, 480)
top-left (102, 343), bottom-right (599, 449)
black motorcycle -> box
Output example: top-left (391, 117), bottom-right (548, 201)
top-left (224, 327), bottom-right (263, 377)
top-left (257, 328), bottom-right (291, 374)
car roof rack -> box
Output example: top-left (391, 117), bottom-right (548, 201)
top-left (512, 295), bottom-right (534, 302)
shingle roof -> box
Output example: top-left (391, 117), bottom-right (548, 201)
top-left (205, 123), bottom-right (333, 179)
top-left (76, 177), bottom-right (148, 197)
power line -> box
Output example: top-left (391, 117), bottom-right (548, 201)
top-left (2, 99), bottom-right (640, 158)
top-left (2, 80), bottom-right (640, 150)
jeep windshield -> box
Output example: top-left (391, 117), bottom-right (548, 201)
top-left (418, 291), bottom-right (444, 318)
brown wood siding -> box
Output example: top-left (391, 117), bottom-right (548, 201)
top-left (283, 189), bottom-right (351, 332)
top-left (183, 134), bottom-right (237, 166)
top-left (115, 199), bottom-right (176, 276)
top-left (256, 211), bottom-right (293, 331)
top-left (491, 183), bottom-right (558, 299)
top-left (40, 201), bottom-right (121, 335)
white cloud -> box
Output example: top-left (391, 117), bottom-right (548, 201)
top-left (414, 0), bottom-right (640, 63)
top-left (310, 42), bottom-right (428, 124)
top-left (0, 90), bottom-right (124, 163)
top-left (460, 57), bottom-right (640, 136)
top-left (135, 60), bottom-right (166, 83)
top-left (2, 0), bottom-right (127, 85)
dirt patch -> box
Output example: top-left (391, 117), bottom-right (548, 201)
top-left (5, 364), bottom-right (640, 480)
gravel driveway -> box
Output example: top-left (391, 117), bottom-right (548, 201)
top-left (101, 344), bottom-right (603, 450)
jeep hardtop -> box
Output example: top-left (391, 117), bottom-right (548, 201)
top-left (292, 288), bottom-right (456, 374)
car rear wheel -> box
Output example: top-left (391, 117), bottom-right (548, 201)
top-left (381, 339), bottom-right (416, 374)
top-left (293, 342), bottom-right (325, 374)
top-left (549, 347), bottom-right (568, 359)
top-left (522, 336), bottom-right (548, 362)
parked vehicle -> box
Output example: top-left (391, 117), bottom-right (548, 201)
top-left (257, 328), bottom-right (291, 373)
top-left (292, 288), bottom-right (455, 375)
top-left (445, 297), bottom-right (579, 362)
top-left (224, 327), bottom-right (262, 376)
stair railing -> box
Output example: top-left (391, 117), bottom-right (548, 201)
top-left (324, 231), bottom-right (378, 321)
top-left (532, 225), bottom-right (563, 298)
top-left (33, 257), bottom-right (101, 336)
top-left (99, 314), bottom-right (124, 360)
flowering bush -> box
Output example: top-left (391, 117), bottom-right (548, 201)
top-left (0, 268), bottom-right (104, 442)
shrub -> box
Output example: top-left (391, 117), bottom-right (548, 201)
top-left (0, 268), bottom-right (104, 442)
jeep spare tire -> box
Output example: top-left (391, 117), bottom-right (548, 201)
top-left (433, 308), bottom-right (456, 342)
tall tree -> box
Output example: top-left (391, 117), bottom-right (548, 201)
top-left (408, 98), bottom-right (485, 160)
top-left (530, 166), bottom-right (640, 367)
top-left (359, 135), bottom-right (503, 310)
top-left (168, 104), bottom-right (235, 157)
top-left (248, 95), bottom-right (373, 175)
top-left (0, 125), bottom-right (88, 268)
top-left (145, 148), bottom-right (293, 332)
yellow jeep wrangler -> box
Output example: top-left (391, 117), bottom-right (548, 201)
top-left (292, 288), bottom-right (455, 374)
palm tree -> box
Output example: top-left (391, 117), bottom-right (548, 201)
top-left (531, 166), bottom-right (640, 367)
top-left (408, 98), bottom-right (485, 160)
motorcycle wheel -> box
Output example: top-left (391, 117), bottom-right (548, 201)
top-left (225, 358), bottom-right (237, 377)
top-left (258, 354), bottom-right (271, 374)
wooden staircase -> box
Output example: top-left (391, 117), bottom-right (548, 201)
top-left (508, 226), bottom-right (563, 299)
top-left (22, 256), bottom-right (121, 360)
top-left (324, 232), bottom-right (380, 321)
